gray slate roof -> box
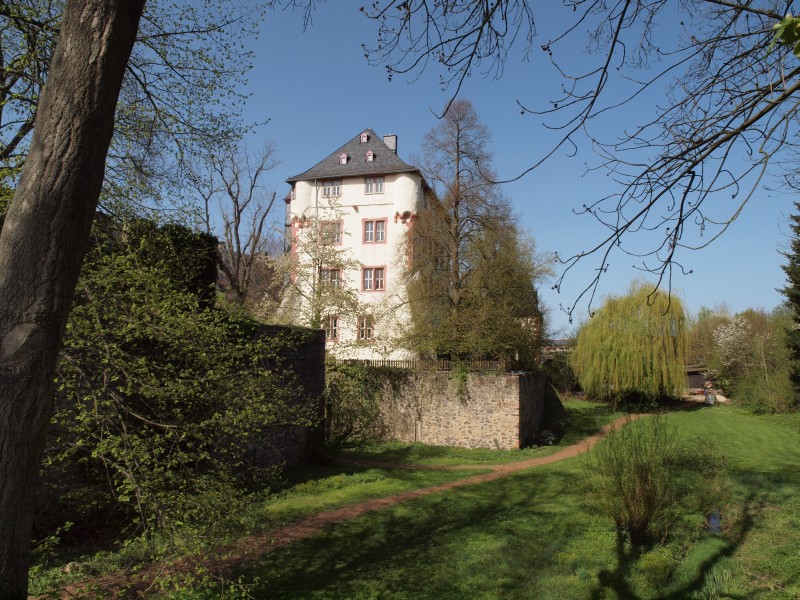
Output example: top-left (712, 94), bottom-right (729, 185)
top-left (286, 128), bottom-right (419, 183)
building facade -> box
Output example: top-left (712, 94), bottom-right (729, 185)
top-left (283, 129), bottom-right (429, 360)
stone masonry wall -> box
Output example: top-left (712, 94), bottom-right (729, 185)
top-left (248, 324), bottom-right (326, 467)
top-left (380, 370), bottom-right (560, 450)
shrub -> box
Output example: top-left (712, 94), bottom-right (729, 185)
top-left (585, 415), bottom-right (727, 548)
top-left (324, 362), bottom-right (389, 450)
top-left (43, 248), bottom-right (315, 544)
top-left (585, 416), bottom-right (678, 547)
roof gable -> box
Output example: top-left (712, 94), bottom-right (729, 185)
top-left (286, 128), bottom-right (418, 183)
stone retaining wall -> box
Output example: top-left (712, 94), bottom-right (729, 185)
top-left (380, 370), bottom-right (564, 450)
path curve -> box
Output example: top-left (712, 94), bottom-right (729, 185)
top-left (49, 413), bottom-right (642, 599)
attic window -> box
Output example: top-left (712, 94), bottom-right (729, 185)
top-left (360, 132), bottom-right (369, 143)
top-left (339, 153), bottom-right (349, 165)
top-left (366, 150), bottom-right (374, 162)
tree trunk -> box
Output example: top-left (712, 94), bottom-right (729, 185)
top-left (0, 2), bottom-right (145, 597)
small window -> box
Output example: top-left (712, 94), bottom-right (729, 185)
top-left (363, 219), bottom-right (386, 243)
top-left (360, 132), bottom-right (369, 143)
top-left (366, 150), bottom-right (375, 162)
top-left (358, 315), bottom-right (374, 341)
top-left (324, 315), bottom-right (339, 341)
top-left (362, 267), bottom-right (385, 291)
top-left (339, 153), bottom-right (349, 165)
top-left (322, 180), bottom-right (341, 197)
top-left (319, 220), bottom-right (342, 245)
top-left (320, 268), bottom-right (341, 288)
top-left (365, 176), bottom-right (384, 194)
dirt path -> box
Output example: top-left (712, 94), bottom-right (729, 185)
top-left (49, 413), bottom-right (641, 599)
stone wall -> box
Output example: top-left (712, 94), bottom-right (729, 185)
top-left (248, 324), bottom-right (326, 467)
top-left (379, 370), bottom-right (565, 450)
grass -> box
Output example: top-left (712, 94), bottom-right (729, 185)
top-left (27, 465), bottom-right (486, 596)
top-left (31, 399), bottom-right (800, 599)
top-left (175, 402), bottom-right (800, 599)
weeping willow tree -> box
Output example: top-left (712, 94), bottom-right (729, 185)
top-left (571, 283), bottom-right (689, 407)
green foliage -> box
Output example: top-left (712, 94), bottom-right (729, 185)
top-left (39, 403), bottom-right (800, 599)
top-left (584, 416), bottom-right (678, 547)
top-left (706, 306), bottom-right (794, 412)
top-left (405, 99), bottom-right (548, 364)
top-left (570, 282), bottom-right (688, 406)
top-left (781, 202), bottom-right (800, 406)
top-left (46, 238), bottom-right (314, 542)
top-left (0, 1), bottom-right (265, 215)
top-left (771, 15), bottom-right (800, 56)
top-left (584, 416), bottom-right (726, 548)
top-left (120, 218), bottom-right (219, 307)
top-left (324, 362), bottom-right (391, 450)
top-left (541, 352), bottom-right (579, 394)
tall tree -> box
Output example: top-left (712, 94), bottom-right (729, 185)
top-left (570, 282), bottom-right (689, 408)
top-left (781, 202), bottom-right (800, 405)
top-left (358, 1), bottom-right (800, 316)
top-left (407, 98), bottom-right (546, 362)
top-left (0, 0), bottom-right (262, 215)
top-left (0, 2), bottom-right (145, 596)
top-left (188, 141), bottom-right (282, 309)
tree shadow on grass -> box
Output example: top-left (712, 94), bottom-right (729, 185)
top-left (589, 494), bottom-right (758, 600)
top-left (217, 469), bottom-right (582, 600)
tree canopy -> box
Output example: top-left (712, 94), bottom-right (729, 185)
top-left (0, 0), bottom-right (264, 215)
top-left (406, 99), bottom-right (548, 363)
top-left (571, 282), bottom-right (689, 406)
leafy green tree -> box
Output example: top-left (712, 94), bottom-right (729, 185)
top-left (781, 202), bottom-right (800, 405)
top-left (570, 282), bottom-right (688, 408)
top-left (0, 0), bottom-right (263, 213)
top-left (48, 234), bottom-right (314, 543)
top-left (406, 99), bottom-right (548, 363)
top-left (0, 1), bottom-right (271, 593)
top-left (711, 306), bottom-right (793, 412)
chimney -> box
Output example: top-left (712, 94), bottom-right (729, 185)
top-left (383, 134), bottom-right (397, 154)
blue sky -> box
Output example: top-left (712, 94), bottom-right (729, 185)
top-left (240, 2), bottom-right (795, 335)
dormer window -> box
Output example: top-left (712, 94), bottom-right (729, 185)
top-left (339, 153), bottom-right (348, 165)
top-left (360, 132), bottom-right (369, 143)
top-left (366, 150), bottom-right (375, 162)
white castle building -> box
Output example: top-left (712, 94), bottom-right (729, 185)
top-left (283, 129), bottom-right (430, 360)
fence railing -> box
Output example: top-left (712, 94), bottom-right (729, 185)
top-left (332, 358), bottom-right (514, 372)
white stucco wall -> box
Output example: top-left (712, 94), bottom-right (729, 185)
top-left (287, 172), bottom-right (425, 360)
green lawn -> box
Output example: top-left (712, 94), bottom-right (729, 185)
top-left (179, 403), bottom-right (800, 599)
top-left (31, 400), bottom-right (800, 599)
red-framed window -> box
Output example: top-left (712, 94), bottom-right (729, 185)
top-left (320, 268), bottom-right (342, 288)
top-left (357, 315), bottom-right (374, 341)
top-left (324, 315), bottom-right (339, 341)
top-left (361, 266), bottom-right (385, 291)
top-left (319, 220), bottom-right (342, 245)
top-left (363, 219), bottom-right (387, 243)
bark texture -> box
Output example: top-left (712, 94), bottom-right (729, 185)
top-left (0, 2), bottom-right (145, 597)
